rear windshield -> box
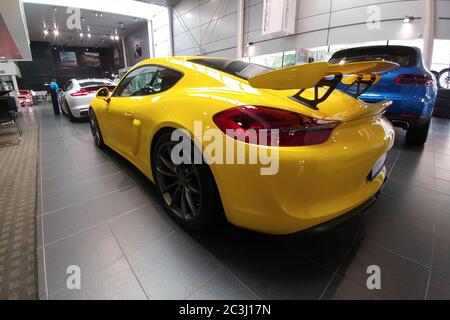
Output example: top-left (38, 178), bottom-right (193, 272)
top-left (79, 81), bottom-right (112, 88)
top-left (329, 46), bottom-right (418, 67)
top-left (189, 58), bottom-right (273, 80)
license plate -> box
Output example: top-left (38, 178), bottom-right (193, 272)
top-left (369, 153), bottom-right (387, 181)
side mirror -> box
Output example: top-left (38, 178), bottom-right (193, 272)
top-left (96, 87), bottom-right (110, 102)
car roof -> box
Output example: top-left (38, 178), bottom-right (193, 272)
top-left (76, 78), bottom-right (113, 83)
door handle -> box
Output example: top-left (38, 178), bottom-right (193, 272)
top-left (124, 111), bottom-right (133, 118)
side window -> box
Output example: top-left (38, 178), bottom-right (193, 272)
top-left (151, 67), bottom-right (183, 93)
top-left (114, 66), bottom-right (158, 97)
top-left (64, 81), bottom-right (73, 91)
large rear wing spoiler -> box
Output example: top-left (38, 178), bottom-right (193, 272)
top-left (248, 61), bottom-right (399, 110)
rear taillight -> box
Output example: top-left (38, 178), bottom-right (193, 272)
top-left (71, 89), bottom-right (95, 96)
top-left (395, 74), bottom-right (434, 86)
top-left (213, 106), bottom-right (339, 147)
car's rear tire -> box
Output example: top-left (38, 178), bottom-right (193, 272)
top-left (61, 98), bottom-right (68, 116)
top-left (406, 119), bottom-right (431, 145)
top-left (89, 108), bottom-right (104, 148)
top-left (66, 101), bottom-right (75, 122)
top-left (152, 131), bottom-right (224, 231)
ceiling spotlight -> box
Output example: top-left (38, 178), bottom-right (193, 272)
top-left (403, 16), bottom-right (414, 23)
top-left (99, 12), bottom-right (103, 17)
top-left (87, 25), bottom-right (90, 32)
top-left (44, 29), bottom-right (49, 35)
top-left (53, 29), bottom-right (59, 36)
top-left (110, 35), bottom-right (115, 40)
top-left (87, 33), bottom-right (91, 38)
top-left (53, 7), bottom-right (58, 12)
top-left (80, 32), bottom-right (84, 37)
top-left (115, 35), bottom-right (120, 41)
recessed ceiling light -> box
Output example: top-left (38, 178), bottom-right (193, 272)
top-left (88, 33), bottom-right (91, 38)
top-left (53, 29), bottom-right (59, 36)
top-left (44, 29), bottom-right (49, 35)
top-left (80, 33), bottom-right (84, 37)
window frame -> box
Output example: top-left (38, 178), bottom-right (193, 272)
top-left (112, 64), bottom-right (184, 98)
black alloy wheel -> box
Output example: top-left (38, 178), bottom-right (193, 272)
top-left (89, 109), bottom-right (104, 148)
top-left (152, 132), bottom-right (223, 230)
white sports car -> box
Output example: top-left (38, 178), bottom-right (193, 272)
top-left (60, 78), bottom-right (115, 120)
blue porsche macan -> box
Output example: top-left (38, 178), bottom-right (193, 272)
top-left (330, 45), bottom-right (438, 145)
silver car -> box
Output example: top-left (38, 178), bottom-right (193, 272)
top-left (60, 78), bottom-right (115, 120)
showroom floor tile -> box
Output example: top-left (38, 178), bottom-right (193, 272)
top-left (35, 104), bottom-right (450, 300)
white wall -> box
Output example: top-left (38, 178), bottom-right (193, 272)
top-left (0, 61), bottom-right (21, 77)
top-left (245, 0), bottom-right (427, 57)
top-left (168, 0), bottom-right (450, 58)
top-left (172, 0), bottom-right (239, 57)
top-left (436, 0), bottom-right (450, 39)
top-left (152, 7), bottom-right (172, 57)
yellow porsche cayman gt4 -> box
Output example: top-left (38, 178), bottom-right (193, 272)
top-left (89, 56), bottom-right (397, 235)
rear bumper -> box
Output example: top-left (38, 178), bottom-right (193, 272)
top-left (212, 116), bottom-right (394, 235)
top-left (68, 103), bottom-right (90, 118)
top-left (66, 95), bottom-right (95, 118)
top-left (361, 91), bottom-right (436, 122)
top-left (302, 176), bottom-right (387, 235)
top-left (385, 113), bottom-right (431, 129)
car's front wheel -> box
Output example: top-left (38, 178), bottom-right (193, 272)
top-left (89, 109), bottom-right (104, 148)
top-left (406, 119), bottom-right (431, 145)
top-left (152, 132), bottom-right (224, 231)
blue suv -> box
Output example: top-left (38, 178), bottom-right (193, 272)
top-left (330, 45), bottom-right (437, 145)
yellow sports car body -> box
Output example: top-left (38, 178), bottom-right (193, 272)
top-left (89, 56), bottom-right (397, 235)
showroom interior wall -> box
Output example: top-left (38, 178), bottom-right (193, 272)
top-left (172, 0), bottom-right (240, 57)
top-left (17, 42), bottom-right (119, 91)
top-left (17, 42), bottom-right (56, 91)
top-left (169, 0), bottom-right (450, 59)
top-left (125, 22), bottom-right (151, 67)
top-left (436, 0), bottom-right (450, 39)
top-left (123, 7), bottom-right (171, 65)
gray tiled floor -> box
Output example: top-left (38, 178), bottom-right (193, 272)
top-left (35, 104), bottom-right (450, 300)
